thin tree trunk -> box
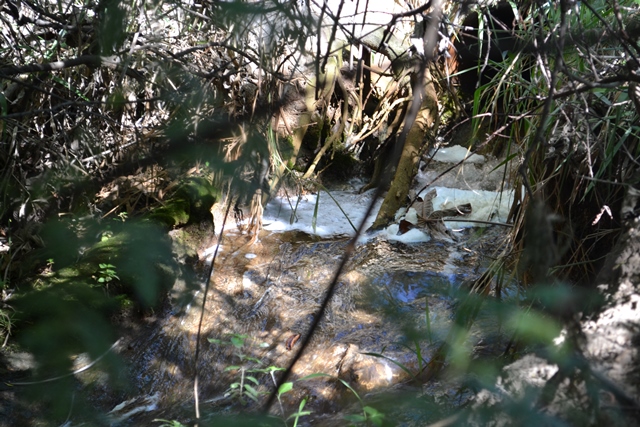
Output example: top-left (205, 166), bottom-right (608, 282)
top-left (371, 68), bottom-right (439, 229)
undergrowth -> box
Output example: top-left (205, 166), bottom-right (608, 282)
top-left (0, 0), bottom-right (638, 425)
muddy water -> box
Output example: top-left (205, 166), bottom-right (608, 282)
top-left (106, 220), bottom-right (514, 425)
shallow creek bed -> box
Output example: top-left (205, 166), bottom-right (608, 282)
top-left (1, 147), bottom-right (524, 425)
top-left (96, 214), bottom-right (515, 425)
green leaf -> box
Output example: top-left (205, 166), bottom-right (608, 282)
top-left (425, 297), bottom-right (433, 344)
top-left (230, 335), bottom-right (246, 348)
top-left (243, 383), bottom-right (258, 394)
top-left (363, 406), bottom-right (385, 426)
top-left (298, 373), bottom-right (364, 405)
top-left (51, 76), bottom-right (90, 102)
top-left (414, 340), bottom-right (423, 373)
top-left (287, 410), bottom-right (312, 422)
top-left (243, 384), bottom-right (260, 401)
top-left (278, 382), bottom-right (293, 395)
top-left (245, 376), bottom-right (260, 385)
top-left (364, 406), bottom-right (382, 415)
top-left (508, 309), bottom-right (561, 343)
top-left (99, 0), bottom-right (127, 55)
top-left (334, 377), bottom-right (363, 405)
top-left (288, 398), bottom-right (311, 427)
top-left (343, 414), bottom-right (366, 423)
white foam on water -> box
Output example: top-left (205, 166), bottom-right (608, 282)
top-left (382, 224), bottom-right (430, 243)
top-left (431, 145), bottom-right (486, 164)
top-left (207, 156), bottom-right (516, 243)
top-left (258, 184), bottom-right (513, 241)
top-left (262, 189), bottom-right (382, 238)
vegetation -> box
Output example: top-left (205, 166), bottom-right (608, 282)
top-left (0, 0), bottom-right (639, 425)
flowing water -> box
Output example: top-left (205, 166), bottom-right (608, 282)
top-left (99, 217), bottom-right (514, 425)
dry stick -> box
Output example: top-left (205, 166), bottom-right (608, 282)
top-left (321, 0), bottom-right (345, 72)
top-left (441, 218), bottom-right (512, 227)
top-left (0, 55), bottom-right (145, 82)
top-left (193, 197), bottom-right (233, 421)
top-left (262, 55), bottom-right (431, 415)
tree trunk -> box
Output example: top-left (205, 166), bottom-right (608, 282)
top-left (371, 68), bottom-right (438, 229)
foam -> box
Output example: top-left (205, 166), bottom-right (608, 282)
top-left (430, 145), bottom-right (485, 164)
top-left (261, 185), bottom-right (513, 241)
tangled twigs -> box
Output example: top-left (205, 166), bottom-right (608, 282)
top-left (0, 55), bottom-right (145, 82)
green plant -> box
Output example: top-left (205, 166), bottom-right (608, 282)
top-left (38, 258), bottom-right (55, 277)
top-left (275, 383), bottom-right (311, 427)
top-left (344, 406), bottom-right (385, 427)
top-left (114, 294), bottom-right (134, 310)
top-left (209, 334), bottom-right (320, 426)
top-left (208, 334), bottom-right (276, 405)
top-left (94, 263), bottom-right (119, 286)
top-left (299, 373), bottom-right (385, 427)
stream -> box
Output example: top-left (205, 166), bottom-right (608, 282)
top-left (105, 225), bottom-right (513, 425)
top-left (86, 147), bottom-right (520, 425)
